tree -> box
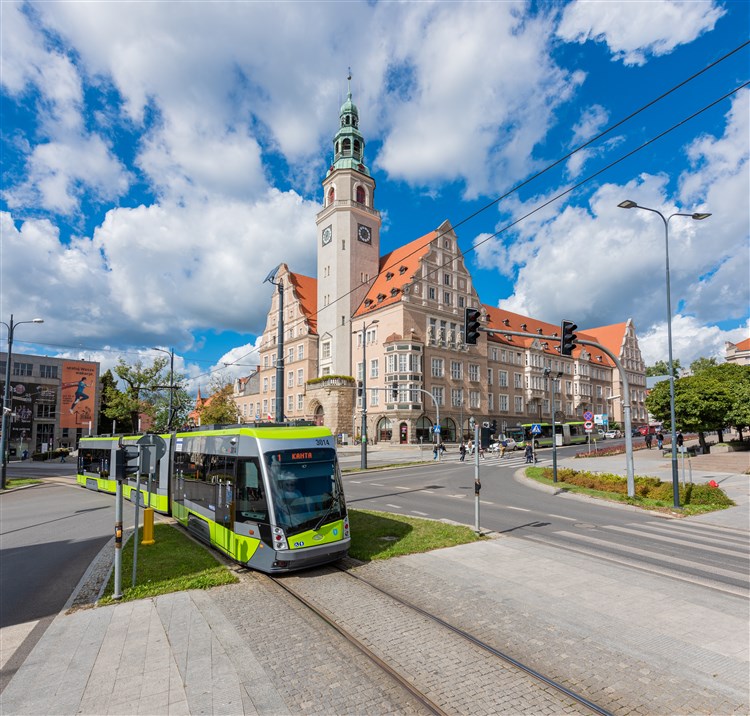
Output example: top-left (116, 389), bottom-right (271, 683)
top-left (104, 357), bottom-right (169, 432)
top-left (150, 379), bottom-right (192, 432)
top-left (197, 379), bottom-right (239, 426)
top-left (690, 356), bottom-right (718, 374)
top-left (645, 366), bottom-right (745, 448)
top-left (98, 370), bottom-right (119, 433)
top-left (646, 359), bottom-right (682, 377)
top-left (705, 363), bottom-right (750, 441)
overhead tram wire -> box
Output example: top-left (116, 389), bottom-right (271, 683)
top-left (292, 41), bottom-right (750, 331)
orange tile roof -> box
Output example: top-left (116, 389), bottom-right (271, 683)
top-left (734, 337), bottom-right (750, 351)
top-left (583, 322), bottom-right (628, 358)
top-left (353, 230), bottom-right (438, 317)
top-left (484, 305), bottom-right (613, 366)
top-left (288, 271), bottom-right (318, 335)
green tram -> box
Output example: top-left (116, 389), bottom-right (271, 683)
top-left (520, 421), bottom-right (589, 448)
top-left (76, 425), bottom-right (350, 573)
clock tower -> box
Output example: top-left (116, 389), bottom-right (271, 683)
top-left (316, 75), bottom-right (381, 377)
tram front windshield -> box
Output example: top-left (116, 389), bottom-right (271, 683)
top-left (265, 448), bottom-right (344, 535)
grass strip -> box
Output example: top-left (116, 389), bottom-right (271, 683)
top-left (99, 523), bottom-right (238, 604)
top-left (348, 508), bottom-right (483, 561)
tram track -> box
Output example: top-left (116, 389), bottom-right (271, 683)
top-left (267, 564), bottom-right (612, 716)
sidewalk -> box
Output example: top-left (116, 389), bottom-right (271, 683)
top-left (1, 448), bottom-right (747, 715)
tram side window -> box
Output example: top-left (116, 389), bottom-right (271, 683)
top-left (206, 454), bottom-right (235, 483)
top-left (174, 451), bottom-right (204, 480)
top-left (236, 458), bottom-right (268, 523)
top-left (81, 448), bottom-right (110, 476)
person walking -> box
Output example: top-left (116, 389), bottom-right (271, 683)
top-left (459, 442), bottom-right (466, 462)
top-left (500, 439), bottom-right (507, 459)
top-left (433, 443), bottom-right (438, 460)
top-left (645, 433), bottom-right (652, 449)
top-left (524, 443), bottom-right (534, 464)
top-left (59, 451), bottom-right (66, 463)
top-left (676, 432), bottom-right (684, 449)
top-left (656, 431), bottom-right (664, 450)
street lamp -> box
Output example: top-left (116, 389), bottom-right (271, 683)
top-left (1, 315), bottom-right (44, 489)
top-left (358, 319), bottom-right (378, 469)
top-left (618, 199), bottom-right (711, 508)
top-left (544, 368), bottom-right (563, 483)
top-left (152, 347), bottom-right (175, 430)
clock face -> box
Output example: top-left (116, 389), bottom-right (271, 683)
top-left (322, 225), bottom-right (332, 245)
top-left (357, 224), bottom-right (371, 243)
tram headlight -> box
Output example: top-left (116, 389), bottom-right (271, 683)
top-left (272, 526), bottom-right (289, 550)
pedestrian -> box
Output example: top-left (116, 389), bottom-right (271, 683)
top-left (22, 449), bottom-right (28, 461)
top-left (656, 431), bottom-right (664, 450)
top-left (459, 442), bottom-right (466, 461)
top-left (59, 451), bottom-right (66, 462)
top-left (468, 439), bottom-right (474, 456)
top-left (433, 444), bottom-right (438, 460)
top-left (645, 433), bottom-right (652, 449)
top-left (524, 443), bottom-right (534, 464)
top-left (500, 439), bottom-right (507, 459)
top-left (440, 442), bottom-right (446, 455)
top-left (478, 442), bottom-right (485, 459)
top-left (676, 432), bottom-right (684, 448)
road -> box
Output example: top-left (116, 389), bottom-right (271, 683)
top-left (0, 468), bottom-right (123, 692)
top-left (342, 454), bottom-right (749, 598)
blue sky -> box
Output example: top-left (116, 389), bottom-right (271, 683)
top-left (1, 0), bottom-right (748, 392)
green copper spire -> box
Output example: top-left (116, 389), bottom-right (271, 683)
top-left (328, 70), bottom-right (369, 177)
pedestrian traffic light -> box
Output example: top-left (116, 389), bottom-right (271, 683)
top-left (115, 445), bottom-right (140, 481)
top-left (560, 320), bottom-right (578, 356)
top-left (392, 382), bottom-right (398, 400)
top-left (357, 381), bottom-right (363, 398)
top-left (464, 307), bottom-right (481, 345)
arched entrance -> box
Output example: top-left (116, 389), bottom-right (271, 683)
top-left (377, 417), bottom-right (393, 442)
top-left (416, 416), bottom-right (433, 443)
top-left (314, 405), bottom-right (325, 426)
top-left (399, 422), bottom-right (408, 444)
top-left (442, 418), bottom-right (457, 443)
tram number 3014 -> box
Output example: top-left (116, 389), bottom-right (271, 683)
top-left (315, 438), bottom-right (332, 446)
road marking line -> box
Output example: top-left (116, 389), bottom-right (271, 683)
top-left (386, 504), bottom-right (401, 509)
top-left (370, 483), bottom-right (386, 487)
top-left (394, 486), bottom-right (410, 490)
top-left (411, 511), bottom-right (429, 516)
top-left (505, 506), bottom-right (531, 512)
top-left (549, 514), bottom-right (576, 521)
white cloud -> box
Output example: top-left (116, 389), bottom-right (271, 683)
top-left (557, 0), bottom-right (725, 66)
top-left (493, 90), bottom-right (748, 367)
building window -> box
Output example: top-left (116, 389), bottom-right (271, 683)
top-left (298, 345), bottom-right (304, 360)
top-left (37, 404), bottom-right (56, 419)
top-left (287, 395), bottom-right (294, 412)
top-left (458, 296), bottom-right (465, 308)
top-left (450, 361), bottom-right (462, 380)
top-left (297, 369), bottom-right (304, 386)
top-left (322, 342), bottom-right (331, 359)
top-left (514, 396), bottom-right (524, 413)
top-left (429, 287), bottom-right (436, 300)
top-left (297, 393), bottom-right (304, 411)
top-left (431, 386), bottom-right (444, 407)
top-left (443, 274), bottom-right (452, 286)
top-left (469, 364), bottom-right (480, 382)
top-left (443, 292), bottom-right (452, 305)
top-left (488, 393), bottom-right (494, 410)
top-left (40, 364), bottom-right (58, 379)
top-left (357, 362), bottom-right (364, 380)
top-left (288, 348), bottom-right (294, 363)
top-left (287, 371), bottom-right (294, 388)
top-left (487, 368), bottom-right (493, 386)
top-left (370, 389), bottom-right (379, 407)
top-left (270, 376), bottom-right (276, 390)
top-left (13, 362), bottom-right (32, 377)
top-left (263, 377), bottom-right (268, 393)
top-left (499, 371), bottom-right (508, 387)
top-left (469, 391), bottom-right (480, 409)
top-left (514, 373), bottom-right (523, 389)
top-left (370, 359), bottom-right (379, 379)
top-left (499, 394), bottom-right (509, 412)
top-left (451, 388), bottom-right (463, 407)
top-left (431, 358), bottom-right (444, 378)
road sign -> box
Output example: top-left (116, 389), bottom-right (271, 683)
top-left (583, 411), bottom-right (593, 421)
top-left (433, 425), bottom-right (441, 434)
top-left (138, 433), bottom-right (167, 460)
top-left (584, 420), bottom-right (593, 433)
top-left (530, 424), bottom-right (542, 435)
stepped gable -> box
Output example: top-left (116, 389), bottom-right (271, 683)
top-left (354, 230), bottom-right (438, 316)
top-left (483, 304), bottom-right (613, 365)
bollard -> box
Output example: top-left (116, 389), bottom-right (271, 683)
top-left (141, 507), bottom-right (155, 545)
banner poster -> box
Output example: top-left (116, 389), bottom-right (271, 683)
top-left (61, 361), bottom-right (98, 429)
top-left (8, 381), bottom-right (35, 443)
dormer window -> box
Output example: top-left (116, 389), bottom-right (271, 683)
top-left (390, 288), bottom-right (399, 297)
top-left (386, 272), bottom-right (394, 280)
top-left (364, 298), bottom-right (373, 307)
top-left (399, 265), bottom-right (407, 274)
top-left (520, 323), bottom-right (527, 331)
top-left (377, 293), bottom-right (386, 302)
top-left (537, 328), bottom-right (543, 335)
top-left (502, 319), bottom-right (510, 326)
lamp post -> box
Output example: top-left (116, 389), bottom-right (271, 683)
top-left (544, 368), bottom-right (563, 483)
top-left (264, 265), bottom-right (284, 423)
top-left (358, 319), bottom-right (379, 469)
top-left (1, 315), bottom-right (44, 489)
top-left (618, 200), bottom-right (711, 508)
top-left (152, 347), bottom-right (175, 430)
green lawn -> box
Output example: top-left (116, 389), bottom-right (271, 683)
top-left (3, 478), bottom-right (41, 489)
top-left (348, 508), bottom-right (483, 561)
top-left (99, 523), bottom-right (238, 604)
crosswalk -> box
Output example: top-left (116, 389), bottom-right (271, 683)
top-left (453, 453), bottom-right (551, 468)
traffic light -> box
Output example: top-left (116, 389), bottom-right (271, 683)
top-left (392, 382), bottom-right (398, 400)
top-left (115, 445), bottom-right (140, 481)
top-left (357, 381), bottom-right (363, 398)
top-left (464, 307), bottom-right (481, 345)
top-left (561, 320), bottom-right (578, 356)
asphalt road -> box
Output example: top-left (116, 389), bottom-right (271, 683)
top-left (342, 457), bottom-right (749, 597)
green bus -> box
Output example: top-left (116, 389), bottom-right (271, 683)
top-left (520, 422), bottom-right (589, 448)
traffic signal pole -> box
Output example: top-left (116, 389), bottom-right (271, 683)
top-left (478, 325), bottom-right (636, 498)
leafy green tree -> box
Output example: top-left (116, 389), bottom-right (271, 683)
top-left (98, 369), bottom-right (119, 433)
top-left (689, 356), bottom-right (718, 374)
top-left (646, 359), bottom-right (682, 377)
top-left (150, 379), bottom-right (192, 432)
top-left (704, 363), bottom-right (750, 441)
top-left (197, 379), bottom-right (239, 426)
top-left (104, 357), bottom-right (169, 432)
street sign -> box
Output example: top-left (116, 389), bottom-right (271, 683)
top-left (530, 424), bottom-right (542, 435)
top-left (137, 433), bottom-right (167, 460)
top-left (584, 420), bottom-right (594, 432)
top-left (433, 425), bottom-right (441, 434)
top-left (583, 411), bottom-right (593, 421)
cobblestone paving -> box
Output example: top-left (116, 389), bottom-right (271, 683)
top-left (280, 568), bottom-right (592, 715)
top-left (349, 550), bottom-right (749, 716)
top-left (209, 573), bottom-right (432, 716)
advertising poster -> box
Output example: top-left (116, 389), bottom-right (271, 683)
top-left (61, 361), bottom-right (98, 429)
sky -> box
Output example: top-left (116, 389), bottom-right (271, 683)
top-left (1, 0), bottom-right (748, 394)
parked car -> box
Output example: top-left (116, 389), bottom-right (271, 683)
top-left (490, 436), bottom-right (517, 453)
top-left (604, 429), bottom-right (621, 439)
